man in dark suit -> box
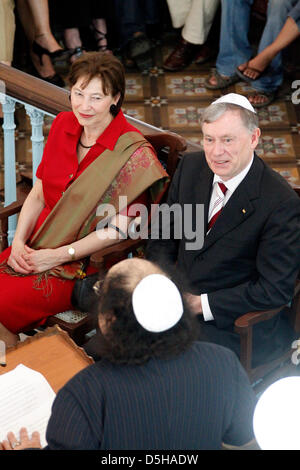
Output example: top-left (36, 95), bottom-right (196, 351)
top-left (1, 258), bottom-right (258, 450)
top-left (146, 93), bottom-right (300, 367)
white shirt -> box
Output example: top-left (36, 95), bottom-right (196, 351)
top-left (201, 155), bottom-right (254, 322)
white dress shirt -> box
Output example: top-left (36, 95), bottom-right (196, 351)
top-left (201, 155), bottom-right (254, 321)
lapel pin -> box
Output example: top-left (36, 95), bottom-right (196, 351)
top-left (242, 209), bottom-right (246, 214)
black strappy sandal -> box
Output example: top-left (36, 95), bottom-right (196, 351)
top-left (91, 26), bottom-right (110, 53)
top-left (32, 39), bottom-right (68, 64)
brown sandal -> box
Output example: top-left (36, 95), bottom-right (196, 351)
top-left (205, 68), bottom-right (239, 89)
top-left (236, 61), bottom-right (266, 83)
top-left (247, 91), bottom-right (275, 108)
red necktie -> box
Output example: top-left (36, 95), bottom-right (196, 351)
top-left (207, 182), bottom-right (228, 231)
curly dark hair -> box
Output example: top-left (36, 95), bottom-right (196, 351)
top-left (96, 261), bottom-right (200, 365)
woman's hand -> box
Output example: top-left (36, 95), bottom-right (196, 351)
top-left (7, 239), bottom-right (33, 274)
top-left (1, 428), bottom-right (42, 450)
top-left (22, 245), bottom-right (62, 273)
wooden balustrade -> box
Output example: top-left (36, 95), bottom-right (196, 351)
top-left (0, 63), bottom-right (196, 152)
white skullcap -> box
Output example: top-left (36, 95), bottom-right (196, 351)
top-left (132, 274), bottom-right (184, 333)
top-left (211, 93), bottom-right (256, 113)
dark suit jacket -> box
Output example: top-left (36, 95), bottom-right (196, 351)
top-left (147, 152), bottom-right (300, 364)
top-left (45, 342), bottom-right (256, 450)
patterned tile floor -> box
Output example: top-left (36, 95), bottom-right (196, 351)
top-left (1, 34), bottom-right (300, 193)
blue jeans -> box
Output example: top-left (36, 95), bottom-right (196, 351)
top-left (114, 0), bottom-right (160, 47)
top-left (216, 0), bottom-right (300, 92)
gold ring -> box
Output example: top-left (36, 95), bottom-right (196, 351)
top-left (11, 440), bottom-right (21, 449)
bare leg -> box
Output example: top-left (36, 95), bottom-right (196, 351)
top-left (92, 18), bottom-right (109, 51)
top-left (238, 16), bottom-right (300, 80)
top-left (30, 51), bottom-right (57, 78)
top-left (17, 0), bottom-right (57, 78)
top-left (0, 322), bottom-right (19, 348)
top-left (26, 0), bottom-right (62, 52)
top-left (64, 28), bottom-right (83, 62)
top-left (64, 27), bottom-right (82, 49)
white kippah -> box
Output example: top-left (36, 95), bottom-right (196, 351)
top-left (132, 274), bottom-right (184, 333)
top-left (212, 93), bottom-right (256, 113)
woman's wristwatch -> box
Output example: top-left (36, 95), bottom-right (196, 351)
top-left (68, 246), bottom-right (76, 260)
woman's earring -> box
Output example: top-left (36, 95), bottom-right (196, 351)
top-left (110, 104), bottom-right (118, 116)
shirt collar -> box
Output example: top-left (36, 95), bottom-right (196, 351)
top-left (213, 154), bottom-right (254, 193)
top-left (64, 110), bottom-right (127, 151)
top-left (64, 111), bottom-right (82, 136)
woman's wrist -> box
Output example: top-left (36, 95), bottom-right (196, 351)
top-left (55, 245), bottom-right (77, 264)
top-left (11, 236), bottom-right (26, 248)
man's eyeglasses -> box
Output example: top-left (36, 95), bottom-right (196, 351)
top-left (93, 279), bottom-right (104, 297)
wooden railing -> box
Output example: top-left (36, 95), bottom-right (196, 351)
top-left (0, 63), bottom-right (197, 148)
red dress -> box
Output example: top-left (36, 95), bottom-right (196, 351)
top-left (0, 111), bottom-right (148, 333)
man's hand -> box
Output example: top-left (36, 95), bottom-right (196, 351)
top-left (1, 428), bottom-right (42, 450)
top-left (185, 293), bottom-right (203, 315)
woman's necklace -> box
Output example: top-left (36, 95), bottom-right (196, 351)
top-left (79, 139), bottom-right (94, 149)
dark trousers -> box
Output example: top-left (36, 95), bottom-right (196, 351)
top-left (198, 310), bottom-right (295, 369)
top-left (113, 0), bottom-right (160, 46)
top-left (52, 0), bottom-right (108, 29)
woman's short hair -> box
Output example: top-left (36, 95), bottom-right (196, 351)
top-left (201, 102), bottom-right (259, 133)
top-left (96, 263), bottom-right (200, 365)
top-left (67, 51), bottom-right (125, 114)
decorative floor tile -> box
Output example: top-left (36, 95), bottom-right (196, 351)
top-left (256, 102), bottom-right (298, 129)
top-left (255, 132), bottom-right (300, 163)
top-left (271, 163), bottom-right (300, 187)
top-left (122, 103), bottom-right (152, 126)
top-left (125, 75), bottom-right (150, 102)
top-left (160, 102), bottom-right (209, 130)
top-left (161, 73), bottom-right (217, 101)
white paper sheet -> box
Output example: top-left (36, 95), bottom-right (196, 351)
top-left (0, 364), bottom-right (56, 448)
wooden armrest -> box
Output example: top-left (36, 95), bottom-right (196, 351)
top-left (0, 200), bottom-right (24, 251)
top-left (235, 304), bottom-right (286, 378)
top-left (234, 306), bottom-right (284, 334)
top-left (145, 132), bottom-right (186, 177)
top-left (0, 200), bottom-right (23, 219)
top-left (236, 280), bottom-right (300, 334)
top-left (145, 132), bottom-right (186, 152)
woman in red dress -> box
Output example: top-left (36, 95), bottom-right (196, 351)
top-left (0, 52), bottom-right (168, 346)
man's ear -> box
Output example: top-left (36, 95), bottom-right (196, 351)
top-left (98, 311), bottom-right (116, 334)
top-left (251, 127), bottom-right (261, 149)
